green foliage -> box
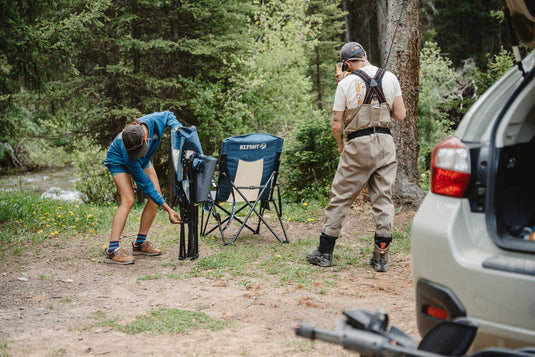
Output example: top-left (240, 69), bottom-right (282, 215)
top-left (219, 0), bottom-right (319, 136)
top-left (3, 0), bottom-right (518, 203)
top-left (475, 47), bottom-right (516, 93)
top-left (18, 138), bottom-right (71, 169)
top-left (3, 0), bottom-right (343, 205)
top-left (73, 138), bottom-right (117, 203)
top-left (418, 42), bottom-right (457, 174)
top-left (305, 0), bottom-right (347, 111)
top-left (417, 42), bottom-right (515, 191)
top-left (281, 115), bottom-right (338, 201)
top-left (425, 0), bottom-right (505, 68)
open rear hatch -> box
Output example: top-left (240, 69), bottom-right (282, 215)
top-left (485, 0), bottom-right (535, 261)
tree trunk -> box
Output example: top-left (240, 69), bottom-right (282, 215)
top-left (315, 45), bottom-right (323, 110)
top-left (385, 0), bottom-right (424, 207)
top-left (343, 0), bottom-right (423, 207)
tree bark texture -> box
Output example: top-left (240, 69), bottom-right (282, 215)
top-left (386, 0), bottom-right (424, 206)
top-left (344, 0), bottom-right (424, 207)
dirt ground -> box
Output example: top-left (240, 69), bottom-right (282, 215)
top-left (0, 205), bottom-right (417, 357)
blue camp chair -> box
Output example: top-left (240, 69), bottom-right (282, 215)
top-left (201, 133), bottom-right (289, 245)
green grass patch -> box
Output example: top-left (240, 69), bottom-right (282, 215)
top-left (96, 308), bottom-right (229, 334)
top-left (284, 201), bottom-right (325, 223)
top-left (137, 273), bottom-right (162, 282)
top-left (0, 341), bottom-right (9, 357)
top-left (392, 225), bottom-right (412, 253)
top-left (188, 235), bottom-right (390, 291)
top-left (185, 217), bottom-right (412, 289)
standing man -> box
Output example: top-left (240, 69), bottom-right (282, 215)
top-left (306, 42), bottom-right (406, 272)
top-left (104, 111), bottom-right (181, 265)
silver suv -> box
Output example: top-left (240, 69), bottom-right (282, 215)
top-left (411, 0), bottom-right (535, 351)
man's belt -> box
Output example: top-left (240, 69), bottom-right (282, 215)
top-left (347, 127), bottom-right (391, 141)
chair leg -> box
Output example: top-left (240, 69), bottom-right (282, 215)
top-left (272, 197), bottom-right (289, 243)
top-left (202, 203), bottom-right (229, 245)
top-left (231, 199), bottom-right (287, 244)
top-left (254, 202), bottom-right (264, 235)
top-left (179, 218), bottom-right (186, 260)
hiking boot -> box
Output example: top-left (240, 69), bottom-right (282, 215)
top-left (306, 248), bottom-right (333, 267)
top-left (105, 248), bottom-right (134, 265)
top-left (132, 241), bottom-right (162, 256)
top-left (369, 244), bottom-right (389, 272)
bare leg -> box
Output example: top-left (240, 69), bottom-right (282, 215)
top-left (138, 166), bottom-right (162, 236)
top-left (110, 173), bottom-right (135, 242)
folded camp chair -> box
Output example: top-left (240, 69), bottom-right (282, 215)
top-left (200, 133), bottom-right (289, 245)
top-left (171, 126), bottom-right (217, 260)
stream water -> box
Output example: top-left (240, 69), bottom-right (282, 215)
top-left (0, 166), bottom-right (84, 202)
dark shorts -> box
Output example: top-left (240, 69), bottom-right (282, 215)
top-left (108, 161), bottom-right (152, 177)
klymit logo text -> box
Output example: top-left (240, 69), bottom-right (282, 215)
top-left (240, 143), bottom-right (267, 150)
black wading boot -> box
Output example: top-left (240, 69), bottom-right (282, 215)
top-left (306, 233), bottom-right (337, 267)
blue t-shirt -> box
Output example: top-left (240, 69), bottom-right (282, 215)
top-left (104, 111), bottom-right (181, 206)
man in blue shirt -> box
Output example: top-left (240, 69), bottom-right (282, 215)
top-left (104, 111), bottom-right (181, 264)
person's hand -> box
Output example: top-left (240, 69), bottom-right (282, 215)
top-left (168, 209), bottom-right (180, 224)
top-left (338, 142), bottom-right (345, 154)
top-left (335, 62), bottom-right (350, 84)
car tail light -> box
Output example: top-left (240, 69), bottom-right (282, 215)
top-left (425, 305), bottom-right (448, 320)
top-left (431, 136), bottom-right (471, 198)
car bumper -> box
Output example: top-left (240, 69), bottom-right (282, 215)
top-left (411, 193), bottom-right (535, 350)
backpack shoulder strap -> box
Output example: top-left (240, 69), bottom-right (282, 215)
top-left (351, 69), bottom-right (371, 83)
top-left (371, 68), bottom-right (387, 104)
top-left (351, 69), bottom-right (387, 104)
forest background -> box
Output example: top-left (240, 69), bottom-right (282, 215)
top-left (0, 0), bottom-right (524, 206)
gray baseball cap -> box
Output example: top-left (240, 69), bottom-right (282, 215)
top-left (123, 124), bottom-right (148, 160)
top-left (340, 42), bottom-right (366, 62)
